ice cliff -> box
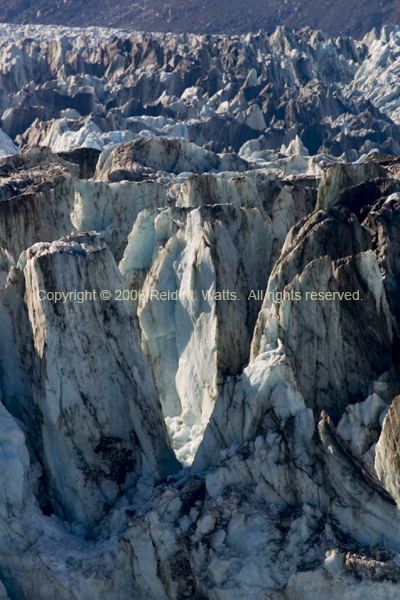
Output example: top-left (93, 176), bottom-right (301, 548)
top-left (0, 21), bottom-right (399, 600)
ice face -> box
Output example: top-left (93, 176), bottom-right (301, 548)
top-left (0, 21), bottom-right (399, 600)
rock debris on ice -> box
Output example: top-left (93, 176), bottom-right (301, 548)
top-left (0, 21), bottom-right (398, 600)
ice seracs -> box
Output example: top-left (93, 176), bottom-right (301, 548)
top-left (0, 21), bottom-right (399, 600)
top-left (2, 23), bottom-right (400, 165)
top-left (337, 394), bottom-right (388, 465)
top-left (135, 201), bottom-right (272, 463)
top-left (0, 237), bottom-right (180, 528)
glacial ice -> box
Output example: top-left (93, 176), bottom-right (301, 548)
top-left (0, 20), bottom-right (399, 600)
top-left (346, 26), bottom-right (400, 124)
top-left (0, 128), bottom-right (20, 158)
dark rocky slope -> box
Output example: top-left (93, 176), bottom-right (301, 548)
top-left (1, 0), bottom-right (400, 39)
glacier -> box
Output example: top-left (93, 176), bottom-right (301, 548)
top-left (0, 20), bottom-right (399, 600)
